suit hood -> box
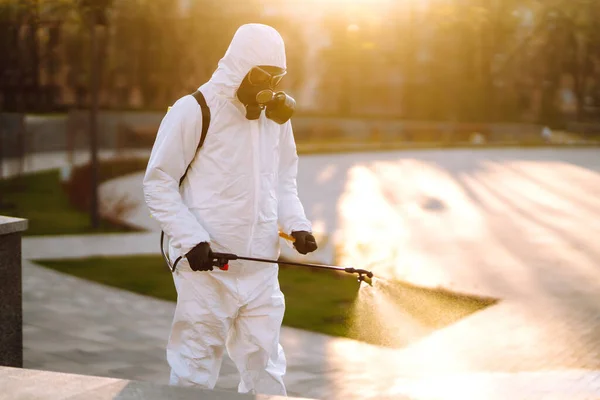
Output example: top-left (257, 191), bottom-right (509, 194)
top-left (205, 23), bottom-right (287, 100)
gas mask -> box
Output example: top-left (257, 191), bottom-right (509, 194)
top-left (236, 65), bottom-right (296, 124)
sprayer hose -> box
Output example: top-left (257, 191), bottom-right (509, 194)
top-left (160, 231), bottom-right (182, 272)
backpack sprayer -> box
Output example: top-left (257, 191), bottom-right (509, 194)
top-left (160, 231), bottom-right (374, 286)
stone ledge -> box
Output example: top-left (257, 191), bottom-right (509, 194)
top-left (0, 216), bottom-right (28, 235)
top-left (0, 367), bottom-right (317, 400)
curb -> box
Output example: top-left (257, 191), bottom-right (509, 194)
top-left (296, 140), bottom-right (600, 155)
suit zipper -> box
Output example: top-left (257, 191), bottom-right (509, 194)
top-left (248, 120), bottom-right (260, 257)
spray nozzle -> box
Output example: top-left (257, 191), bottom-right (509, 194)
top-left (358, 273), bottom-right (374, 287)
top-left (345, 268), bottom-right (374, 287)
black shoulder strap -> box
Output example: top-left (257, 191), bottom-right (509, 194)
top-left (179, 90), bottom-right (211, 186)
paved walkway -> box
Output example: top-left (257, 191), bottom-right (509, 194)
top-left (23, 232), bottom-right (159, 261)
top-left (21, 257), bottom-right (600, 400)
top-left (16, 147), bottom-right (600, 399)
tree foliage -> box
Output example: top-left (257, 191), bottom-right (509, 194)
top-left (316, 0), bottom-right (600, 125)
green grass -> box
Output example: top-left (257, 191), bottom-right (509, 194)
top-left (0, 169), bottom-right (138, 236)
top-left (278, 263), bottom-right (360, 337)
top-left (36, 255), bottom-right (361, 338)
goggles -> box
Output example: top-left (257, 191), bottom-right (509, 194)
top-left (248, 66), bottom-right (286, 87)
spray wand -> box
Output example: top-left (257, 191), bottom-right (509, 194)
top-left (210, 252), bottom-right (374, 286)
top-left (161, 231), bottom-right (374, 286)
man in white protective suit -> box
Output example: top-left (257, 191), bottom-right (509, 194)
top-left (142, 23), bottom-right (318, 395)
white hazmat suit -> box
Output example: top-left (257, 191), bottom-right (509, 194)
top-left (142, 24), bottom-right (312, 396)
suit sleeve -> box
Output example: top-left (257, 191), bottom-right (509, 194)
top-left (277, 121), bottom-right (312, 234)
top-left (142, 95), bottom-right (211, 255)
